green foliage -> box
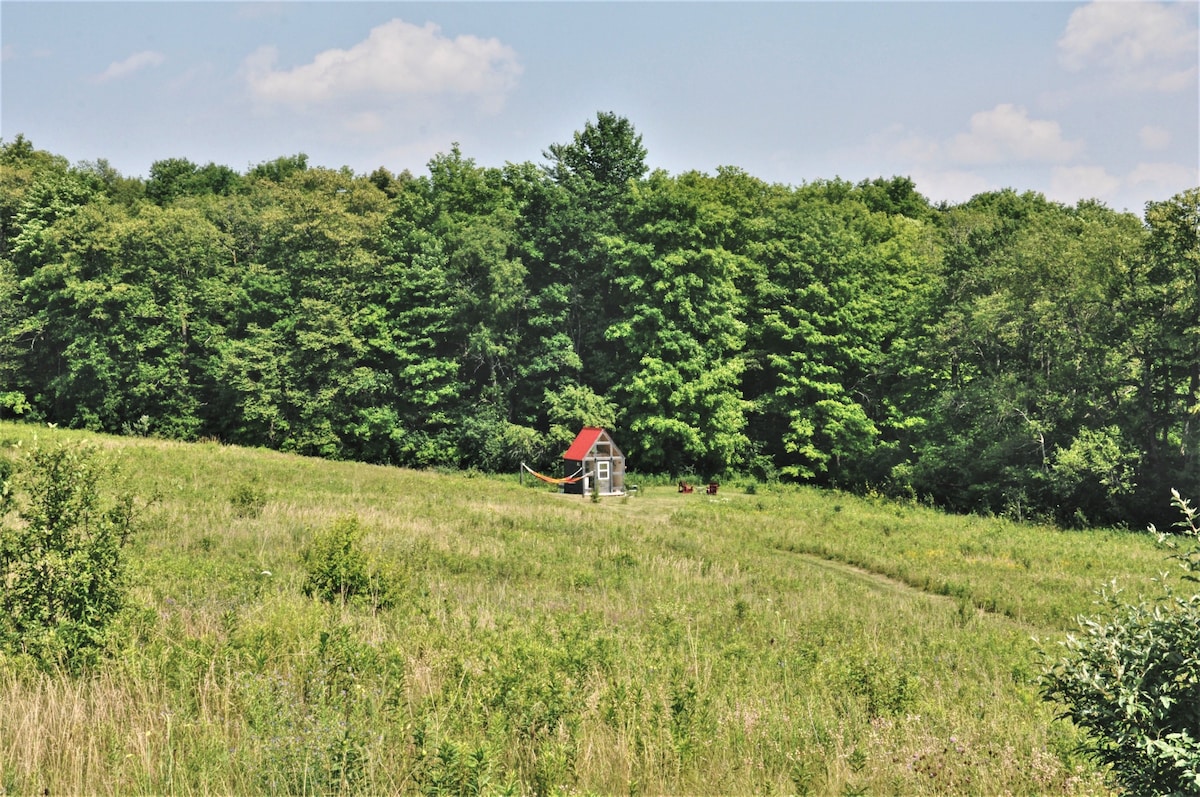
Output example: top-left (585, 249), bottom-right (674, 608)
top-left (908, 190), bottom-right (1152, 522)
top-left (0, 441), bottom-right (136, 669)
top-left (1127, 189), bottom-right (1200, 524)
top-left (411, 733), bottom-right (512, 797)
top-left (743, 181), bottom-right (938, 488)
top-left (0, 451), bottom-right (12, 513)
top-left (2, 127), bottom-right (1196, 527)
top-left (1041, 489), bottom-right (1200, 795)
top-left (146, 157), bottom-right (242, 203)
top-left (229, 477), bottom-right (267, 519)
top-left (842, 654), bottom-right (917, 719)
top-left (247, 152), bottom-right (309, 183)
top-left (534, 113), bottom-right (648, 400)
top-left (0, 258), bottom-right (29, 420)
top-left (544, 110), bottom-right (648, 188)
top-left (543, 383), bottom-right (617, 454)
top-left (607, 170), bottom-right (751, 476)
top-left (0, 392), bottom-right (29, 419)
top-left (299, 515), bottom-right (395, 609)
top-left (1049, 426), bottom-right (1140, 527)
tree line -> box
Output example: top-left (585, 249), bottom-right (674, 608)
top-left (1, 113), bottom-right (1197, 527)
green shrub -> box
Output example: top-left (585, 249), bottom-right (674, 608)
top-left (1041, 489), bottom-right (1200, 796)
top-left (300, 515), bottom-right (396, 609)
top-left (843, 654), bottom-right (916, 719)
top-left (239, 624), bottom-right (381, 793)
top-left (0, 442), bottom-right (136, 670)
top-left (0, 451), bottom-right (13, 513)
top-left (229, 478), bottom-right (267, 518)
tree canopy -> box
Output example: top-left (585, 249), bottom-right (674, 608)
top-left (2, 116), bottom-right (1196, 527)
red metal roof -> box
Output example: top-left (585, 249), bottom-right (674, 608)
top-left (563, 427), bottom-right (606, 461)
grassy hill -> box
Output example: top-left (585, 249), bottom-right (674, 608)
top-left (2, 421), bottom-right (1166, 794)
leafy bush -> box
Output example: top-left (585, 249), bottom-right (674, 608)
top-left (1041, 489), bottom-right (1200, 796)
top-left (239, 624), bottom-right (380, 793)
top-left (411, 732), bottom-right (513, 797)
top-left (229, 478), bottom-right (267, 518)
top-left (0, 450), bottom-right (13, 512)
top-left (1048, 426), bottom-right (1140, 527)
top-left (0, 391), bottom-right (31, 419)
top-left (0, 442), bottom-right (136, 669)
top-left (299, 515), bottom-right (396, 609)
top-left (843, 654), bottom-right (916, 719)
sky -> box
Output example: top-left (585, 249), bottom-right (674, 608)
top-left (2, 1), bottom-right (1197, 216)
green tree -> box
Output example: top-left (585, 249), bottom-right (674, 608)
top-left (247, 152), bottom-right (309, 183)
top-left (538, 113), bottom-right (649, 396)
top-left (373, 184), bottom-right (462, 467)
top-left (1127, 189), bottom-right (1200, 524)
top-left (217, 167), bottom-right (392, 458)
top-left (745, 180), bottom-right (937, 486)
top-left (424, 145), bottom-right (537, 469)
top-left (0, 442), bottom-right (136, 670)
top-left (1, 135), bottom-right (72, 264)
top-left (74, 158), bottom-right (145, 206)
top-left (543, 383), bottom-right (619, 456)
top-left (499, 160), bottom-right (586, 444)
top-left (544, 111), bottom-right (648, 189)
top-left (606, 170), bottom-right (749, 476)
top-left (3, 146), bottom-right (108, 427)
top-left (145, 157), bottom-right (241, 204)
top-left (18, 201), bottom-right (229, 437)
top-left (217, 323), bottom-right (290, 446)
top-left (0, 258), bottom-right (30, 419)
top-left (910, 191), bottom-right (1145, 522)
top-left (854, 175), bottom-right (935, 222)
top-left (1042, 489), bottom-right (1200, 795)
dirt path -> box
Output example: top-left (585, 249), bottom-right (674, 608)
top-left (784, 550), bottom-right (1038, 630)
top-left (788, 551), bottom-right (930, 596)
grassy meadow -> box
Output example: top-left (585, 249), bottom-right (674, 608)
top-left (0, 421), bottom-right (1174, 794)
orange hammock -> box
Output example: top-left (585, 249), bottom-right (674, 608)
top-left (521, 463), bottom-right (585, 485)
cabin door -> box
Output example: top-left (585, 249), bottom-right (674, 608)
top-left (596, 459), bottom-right (611, 494)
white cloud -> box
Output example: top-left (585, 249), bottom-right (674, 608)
top-left (947, 104), bottom-right (1084, 165)
top-left (1058, 1), bottom-right (1198, 91)
top-left (857, 111), bottom-right (1085, 204)
top-left (906, 167), bottom-right (994, 205)
top-left (1127, 161), bottom-right (1200, 194)
top-left (243, 19), bottom-right (522, 111)
top-left (1040, 163), bottom-right (1198, 214)
top-left (1049, 165), bottom-right (1121, 204)
top-left (852, 101), bottom-right (1191, 210)
top-left (1, 44), bottom-right (15, 62)
top-left (1138, 125), bottom-right (1172, 151)
top-left (869, 123), bottom-right (941, 164)
top-left (92, 51), bottom-right (166, 84)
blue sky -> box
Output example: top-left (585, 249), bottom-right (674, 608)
top-left (2, 1), bottom-right (1197, 215)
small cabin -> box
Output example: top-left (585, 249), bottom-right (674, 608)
top-left (563, 427), bottom-right (626, 496)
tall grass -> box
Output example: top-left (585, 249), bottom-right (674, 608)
top-left (0, 422), bottom-right (1153, 794)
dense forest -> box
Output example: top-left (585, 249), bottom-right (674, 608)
top-left (1, 114), bottom-right (1197, 528)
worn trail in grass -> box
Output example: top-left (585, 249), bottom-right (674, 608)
top-left (791, 550), bottom-right (970, 601)
top-left (782, 551), bottom-right (1046, 634)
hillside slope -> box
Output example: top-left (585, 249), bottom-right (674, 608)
top-left (1, 422), bottom-right (1151, 793)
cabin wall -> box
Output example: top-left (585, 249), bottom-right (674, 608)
top-left (563, 452), bottom-right (626, 495)
top-left (562, 429), bottom-right (626, 496)
top-left (564, 459), bottom-right (586, 494)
